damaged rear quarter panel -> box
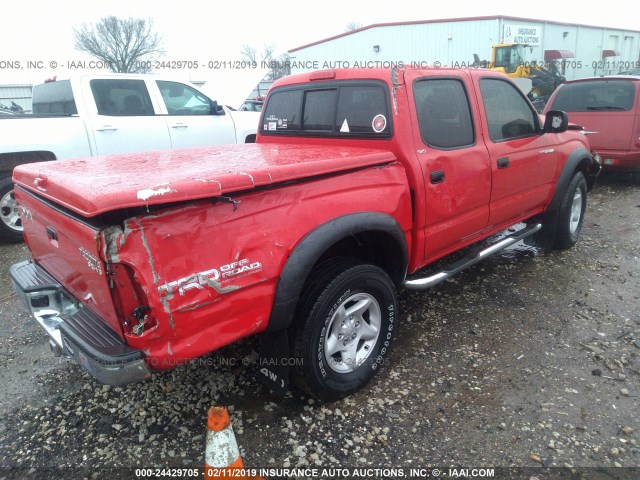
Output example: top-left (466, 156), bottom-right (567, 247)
top-left (107, 162), bottom-right (411, 370)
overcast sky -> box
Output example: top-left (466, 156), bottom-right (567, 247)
top-left (1, 0), bottom-right (638, 84)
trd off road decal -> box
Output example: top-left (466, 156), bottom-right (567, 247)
top-left (158, 258), bottom-right (262, 296)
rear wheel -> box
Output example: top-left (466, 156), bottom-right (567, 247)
top-left (0, 176), bottom-right (23, 243)
top-left (292, 260), bottom-right (397, 400)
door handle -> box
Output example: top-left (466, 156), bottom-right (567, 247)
top-left (430, 170), bottom-right (445, 184)
top-left (497, 157), bottom-right (510, 169)
top-left (170, 123), bottom-right (188, 129)
top-left (96, 125), bottom-right (118, 132)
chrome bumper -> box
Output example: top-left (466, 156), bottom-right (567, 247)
top-left (10, 260), bottom-right (152, 386)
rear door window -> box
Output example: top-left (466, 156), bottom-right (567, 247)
top-left (550, 80), bottom-right (636, 112)
top-left (413, 78), bottom-right (475, 149)
top-left (90, 79), bottom-right (155, 116)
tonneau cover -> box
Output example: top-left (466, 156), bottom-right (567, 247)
top-left (13, 144), bottom-right (396, 217)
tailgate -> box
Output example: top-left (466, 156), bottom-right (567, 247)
top-left (15, 186), bottom-right (122, 337)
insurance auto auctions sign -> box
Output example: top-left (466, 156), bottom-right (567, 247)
top-left (503, 25), bottom-right (541, 45)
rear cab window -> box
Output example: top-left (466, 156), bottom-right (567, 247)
top-left (32, 80), bottom-right (78, 115)
top-left (550, 80), bottom-right (637, 112)
top-left (261, 81), bottom-right (392, 138)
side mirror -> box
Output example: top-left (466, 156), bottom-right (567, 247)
top-left (210, 100), bottom-right (224, 115)
top-left (544, 110), bottom-right (569, 133)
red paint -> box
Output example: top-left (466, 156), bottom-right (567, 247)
top-left (545, 76), bottom-right (640, 172)
top-left (544, 50), bottom-right (574, 60)
top-left (13, 144), bottom-right (396, 217)
top-left (14, 67), bottom-right (592, 377)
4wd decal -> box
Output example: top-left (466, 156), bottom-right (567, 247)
top-left (158, 258), bottom-right (262, 296)
top-left (79, 247), bottom-right (103, 275)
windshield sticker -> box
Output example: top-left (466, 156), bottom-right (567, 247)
top-left (340, 119), bottom-right (350, 133)
top-left (278, 118), bottom-right (288, 129)
top-left (372, 114), bottom-right (387, 133)
top-left (268, 121), bottom-right (277, 131)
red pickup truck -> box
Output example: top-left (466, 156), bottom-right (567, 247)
top-left (10, 67), bottom-right (600, 400)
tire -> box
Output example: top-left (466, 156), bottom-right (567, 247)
top-left (292, 260), bottom-right (397, 401)
top-left (553, 171), bottom-right (587, 250)
top-left (0, 176), bottom-right (24, 244)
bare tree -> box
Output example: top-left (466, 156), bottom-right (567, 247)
top-left (240, 43), bottom-right (276, 64)
top-left (241, 43), bottom-right (289, 81)
top-left (270, 53), bottom-right (291, 81)
top-left (74, 16), bottom-right (164, 73)
top-left (345, 21), bottom-right (363, 32)
top-left (240, 44), bottom-right (258, 64)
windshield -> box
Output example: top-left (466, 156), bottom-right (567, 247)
top-left (550, 80), bottom-right (636, 112)
top-left (494, 45), bottom-right (526, 73)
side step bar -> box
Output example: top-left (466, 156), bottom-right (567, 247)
top-left (403, 223), bottom-right (542, 290)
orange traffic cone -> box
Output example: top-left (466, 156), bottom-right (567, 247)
top-left (204, 407), bottom-right (244, 479)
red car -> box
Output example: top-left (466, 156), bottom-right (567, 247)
top-left (545, 75), bottom-right (640, 177)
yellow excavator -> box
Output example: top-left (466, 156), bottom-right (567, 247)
top-left (475, 43), bottom-right (567, 110)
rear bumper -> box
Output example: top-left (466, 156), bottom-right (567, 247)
top-left (10, 260), bottom-right (152, 386)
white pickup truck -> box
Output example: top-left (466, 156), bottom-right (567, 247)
top-left (0, 74), bottom-right (260, 242)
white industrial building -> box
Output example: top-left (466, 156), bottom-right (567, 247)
top-left (288, 16), bottom-right (640, 80)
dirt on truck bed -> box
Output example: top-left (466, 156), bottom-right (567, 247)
top-left (0, 173), bottom-right (638, 480)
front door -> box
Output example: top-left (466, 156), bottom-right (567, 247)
top-left (474, 77), bottom-right (558, 227)
top-left (155, 80), bottom-right (236, 149)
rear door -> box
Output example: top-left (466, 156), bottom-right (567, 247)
top-left (82, 77), bottom-right (172, 155)
top-left (405, 70), bottom-right (491, 260)
top-left (153, 80), bottom-right (236, 148)
top-left (474, 76), bottom-right (559, 227)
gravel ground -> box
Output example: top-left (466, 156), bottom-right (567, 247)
top-left (0, 173), bottom-right (638, 480)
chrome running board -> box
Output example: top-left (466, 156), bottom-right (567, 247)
top-left (403, 223), bottom-right (542, 290)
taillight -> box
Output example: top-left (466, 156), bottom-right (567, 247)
top-left (108, 263), bottom-right (158, 335)
top-left (603, 158), bottom-right (620, 166)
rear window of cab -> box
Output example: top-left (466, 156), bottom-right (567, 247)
top-left (261, 82), bottom-right (392, 138)
top-left (550, 79), bottom-right (637, 112)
